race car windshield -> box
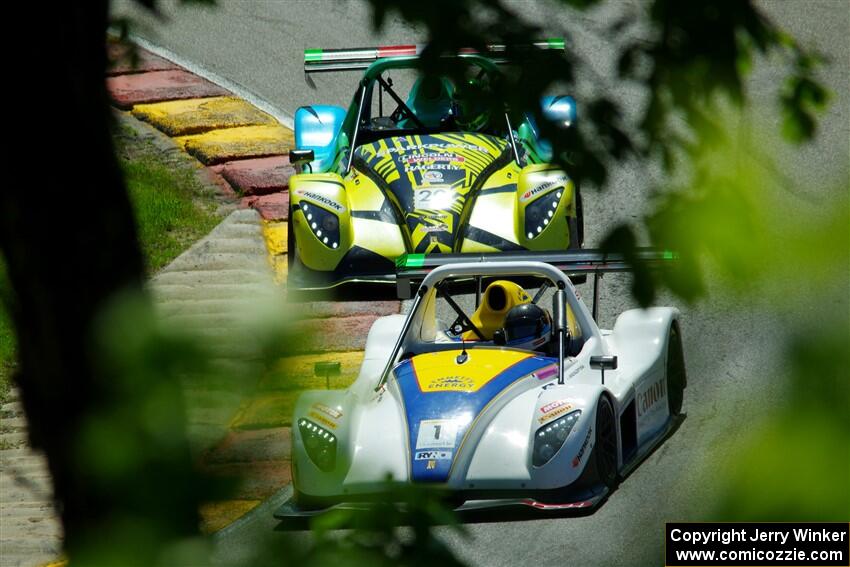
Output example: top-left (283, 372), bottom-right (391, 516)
top-left (358, 63), bottom-right (505, 139)
top-left (414, 277), bottom-right (558, 347)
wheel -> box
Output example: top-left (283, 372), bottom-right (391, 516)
top-left (567, 186), bottom-right (583, 250)
top-left (568, 216), bottom-right (580, 250)
top-left (287, 212), bottom-right (296, 267)
top-left (592, 395), bottom-right (618, 489)
top-left (293, 489), bottom-right (328, 512)
top-left (666, 321), bottom-right (686, 416)
top-left (575, 186), bottom-right (584, 246)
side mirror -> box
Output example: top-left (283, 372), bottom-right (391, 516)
top-left (294, 105), bottom-right (346, 173)
top-left (541, 95), bottom-right (577, 129)
top-left (589, 355), bottom-right (618, 370)
top-left (314, 361), bottom-right (341, 389)
top-left (589, 355), bottom-right (617, 386)
top-left (289, 148), bottom-right (315, 172)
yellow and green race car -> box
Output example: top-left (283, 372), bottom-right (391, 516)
top-left (287, 41), bottom-right (582, 290)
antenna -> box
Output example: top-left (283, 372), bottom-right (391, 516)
top-left (457, 338), bottom-right (469, 364)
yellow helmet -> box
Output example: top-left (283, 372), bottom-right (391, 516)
top-left (463, 280), bottom-right (531, 341)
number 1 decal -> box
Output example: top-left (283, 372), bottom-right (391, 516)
top-left (415, 419), bottom-right (458, 449)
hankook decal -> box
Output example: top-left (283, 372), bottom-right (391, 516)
top-left (520, 175), bottom-right (568, 203)
top-left (296, 189), bottom-right (346, 213)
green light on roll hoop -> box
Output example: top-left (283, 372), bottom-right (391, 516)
top-left (397, 253), bottom-right (426, 269)
top-left (546, 38), bottom-right (565, 50)
top-left (304, 49), bottom-right (323, 62)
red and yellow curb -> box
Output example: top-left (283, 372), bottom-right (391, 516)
top-left (107, 44), bottom-right (295, 223)
top-left (103, 40), bottom-right (402, 539)
top-left (132, 96), bottom-right (278, 136)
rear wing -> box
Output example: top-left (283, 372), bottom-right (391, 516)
top-left (395, 248), bottom-right (678, 319)
top-left (304, 39), bottom-right (566, 73)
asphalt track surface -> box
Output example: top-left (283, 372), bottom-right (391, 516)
top-left (113, 2), bottom-right (849, 566)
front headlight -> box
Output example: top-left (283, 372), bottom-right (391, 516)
top-left (532, 410), bottom-right (581, 467)
top-left (300, 202), bottom-right (341, 249)
top-left (298, 418), bottom-right (337, 472)
top-left (524, 188), bottom-right (563, 239)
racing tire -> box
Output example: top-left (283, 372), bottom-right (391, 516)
top-left (568, 216), bottom-right (580, 251)
top-left (575, 186), bottom-right (584, 247)
top-left (666, 321), bottom-right (686, 416)
top-left (293, 489), bottom-right (328, 512)
top-left (567, 187), bottom-right (583, 252)
top-left (287, 213), bottom-right (296, 268)
top-left (592, 395), bottom-right (619, 489)
top-left (579, 396), bottom-right (619, 489)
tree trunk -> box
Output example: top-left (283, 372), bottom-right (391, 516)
top-left (1, 2), bottom-right (199, 562)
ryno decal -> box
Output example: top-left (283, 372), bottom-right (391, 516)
top-left (414, 450), bottom-right (452, 461)
top-left (637, 377), bottom-right (666, 417)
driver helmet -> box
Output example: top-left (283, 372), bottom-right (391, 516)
top-left (502, 303), bottom-right (552, 352)
top-left (452, 78), bottom-right (491, 131)
top-left (463, 280), bottom-right (531, 341)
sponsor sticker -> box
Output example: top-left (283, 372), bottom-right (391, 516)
top-left (568, 364), bottom-right (585, 378)
top-left (637, 377), bottom-right (667, 417)
top-left (422, 170), bottom-right (444, 183)
top-left (540, 399), bottom-right (571, 414)
top-left (519, 175), bottom-right (568, 203)
top-left (405, 163), bottom-right (462, 172)
top-left (415, 419), bottom-right (458, 449)
top-left (425, 375), bottom-right (475, 391)
top-left (414, 450), bottom-right (452, 461)
top-left (538, 404), bottom-right (574, 424)
top-left (422, 224), bottom-right (449, 233)
top-left (296, 189), bottom-right (346, 213)
top-left (405, 153), bottom-right (465, 165)
top-left (311, 403), bottom-right (342, 419)
top-left (572, 427), bottom-right (593, 468)
top-left (308, 411), bottom-right (338, 430)
top-left (375, 142), bottom-right (488, 157)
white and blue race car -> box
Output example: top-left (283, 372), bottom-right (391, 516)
top-left (277, 251), bottom-right (685, 516)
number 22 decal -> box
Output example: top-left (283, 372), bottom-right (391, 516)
top-left (414, 188), bottom-right (452, 209)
